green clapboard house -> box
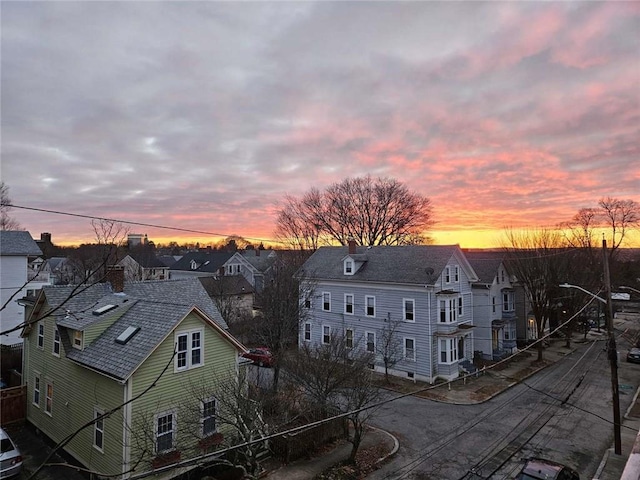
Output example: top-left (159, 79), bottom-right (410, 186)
top-left (22, 268), bottom-right (246, 478)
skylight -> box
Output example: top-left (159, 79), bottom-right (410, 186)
top-left (92, 304), bottom-right (118, 316)
top-left (115, 326), bottom-right (140, 345)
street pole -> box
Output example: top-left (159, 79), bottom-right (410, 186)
top-left (603, 238), bottom-right (622, 455)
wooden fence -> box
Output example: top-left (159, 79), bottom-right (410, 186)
top-left (1, 385), bottom-right (26, 426)
top-left (1, 343), bottom-right (23, 387)
top-left (270, 412), bottom-right (348, 464)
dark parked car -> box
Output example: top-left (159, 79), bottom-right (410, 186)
top-left (627, 348), bottom-right (640, 363)
top-left (0, 427), bottom-right (23, 479)
top-left (241, 347), bottom-right (274, 367)
top-left (516, 458), bottom-right (579, 480)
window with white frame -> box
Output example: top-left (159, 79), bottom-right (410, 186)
top-left (439, 338), bottom-right (458, 364)
top-left (73, 330), bottom-right (83, 349)
top-left (366, 332), bottom-right (375, 353)
top-left (53, 327), bottom-right (60, 357)
top-left (175, 329), bottom-right (203, 371)
top-left (304, 322), bottom-right (311, 342)
top-left (454, 266), bottom-right (459, 282)
top-left (457, 297), bottom-right (463, 317)
top-left (404, 337), bottom-right (416, 361)
top-left (344, 294), bottom-right (354, 314)
top-left (304, 295), bottom-right (312, 309)
top-left (444, 267), bottom-right (451, 283)
top-left (45, 382), bottom-right (53, 415)
top-left (322, 292), bottom-right (331, 312)
top-left (404, 299), bottom-right (415, 322)
top-left (33, 374), bottom-right (40, 407)
top-left (37, 323), bottom-right (44, 349)
top-left (94, 409), bottom-right (105, 451)
top-left (365, 296), bottom-right (376, 317)
top-left (322, 325), bottom-right (331, 344)
top-left (202, 398), bottom-right (217, 436)
top-left (344, 259), bottom-right (353, 275)
top-left (503, 292), bottom-right (514, 312)
top-left (155, 411), bottom-right (176, 453)
top-left (439, 298), bottom-right (458, 323)
top-left (345, 328), bottom-right (354, 349)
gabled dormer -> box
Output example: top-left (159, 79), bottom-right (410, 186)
top-left (342, 240), bottom-right (367, 276)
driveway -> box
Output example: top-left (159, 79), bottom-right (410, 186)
top-left (2, 422), bottom-right (86, 480)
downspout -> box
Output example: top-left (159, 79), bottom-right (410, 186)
top-left (122, 377), bottom-right (133, 479)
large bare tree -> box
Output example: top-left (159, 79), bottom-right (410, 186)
top-left (0, 181), bottom-right (22, 230)
top-left (275, 175), bottom-right (433, 248)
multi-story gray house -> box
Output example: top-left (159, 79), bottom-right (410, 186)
top-left (297, 242), bottom-right (479, 383)
top-left (464, 251), bottom-right (519, 360)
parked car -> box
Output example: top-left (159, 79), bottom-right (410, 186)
top-left (0, 427), bottom-right (23, 479)
top-left (627, 348), bottom-right (640, 364)
top-left (516, 458), bottom-right (579, 480)
top-left (241, 347), bottom-right (274, 367)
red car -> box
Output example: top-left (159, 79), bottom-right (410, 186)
top-left (241, 347), bottom-right (274, 367)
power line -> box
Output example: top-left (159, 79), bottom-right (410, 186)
top-left (8, 203), bottom-right (285, 245)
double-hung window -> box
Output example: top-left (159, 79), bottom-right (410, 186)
top-left (156, 411), bottom-right (176, 453)
top-left (73, 330), bottom-right (83, 349)
top-left (503, 292), bottom-right (514, 312)
top-left (94, 409), bottom-right (105, 452)
top-left (404, 338), bottom-right (416, 361)
top-left (45, 382), bottom-right (53, 416)
top-left (439, 338), bottom-right (458, 364)
top-left (344, 294), bottom-right (354, 314)
top-left (33, 375), bottom-right (40, 407)
top-left (457, 297), bottom-right (463, 317)
top-left (444, 267), bottom-right (451, 283)
top-left (53, 328), bottom-right (60, 357)
top-left (404, 299), bottom-right (415, 322)
top-left (454, 266), bottom-right (459, 282)
top-left (345, 328), bottom-right (354, 349)
top-left (365, 296), bottom-right (376, 317)
top-left (439, 298), bottom-right (458, 323)
top-left (303, 322), bottom-right (311, 342)
top-left (344, 259), bottom-right (353, 275)
top-left (366, 332), bottom-right (375, 353)
top-left (202, 398), bottom-right (217, 436)
top-left (37, 323), bottom-right (44, 349)
top-left (322, 325), bottom-right (331, 344)
top-left (322, 292), bottom-right (331, 312)
top-left (175, 329), bottom-right (203, 371)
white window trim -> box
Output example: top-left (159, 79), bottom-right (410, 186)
top-left (438, 338), bottom-right (458, 365)
top-left (458, 296), bottom-right (464, 317)
top-left (344, 259), bottom-right (354, 275)
top-left (365, 331), bottom-right (376, 353)
top-left (322, 292), bottom-right (331, 312)
top-left (439, 297), bottom-right (458, 323)
top-left (303, 322), bottom-right (312, 342)
top-left (201, 397), bottom-right (217, 437)
top-left (322, 325), bottom-right (331, 345)
top-left (404, 337), bottom-right (416, 361)
top-left (444, 266), bottom-right (451, 284)
top-left (33, 373), bottom-right (40, 408)
top-left (73, 330), bottom-right (83, 350)
top-left (175, 329), bottom-right (204, 372)
top-left (52, 327), bottom-right (61, 357)
top-left (37, 323), bottom-right (44, 349)
top-left (454, 266), bottom-right (459, 282)
top-left (94, 408), bottom-right (105, 452)
top-left (365, 295), bottom-right (376, 317)
top-left (155, 410), bottom-right (177, 454)
top-left (403, 298), bottom-right (415, 322)
top-left (45, 381), bottom-right (53, 416)
top-left (345, 328), bottom-right (354, 349)
top-left (344, 293), bottom-right (354, 315)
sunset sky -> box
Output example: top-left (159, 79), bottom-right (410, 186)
top-left (2, 2), bottom-right (639, 248)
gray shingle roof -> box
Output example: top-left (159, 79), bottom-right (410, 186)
top-left (464, 251), bottom-right (507, 285)
top-left (298, 245), bottom-right (461, 285)
top-left (41, 278), bottom-right (231, 380)
top-left (126, 252), bottom-right (168, 268)
top-left (240, 250), bottom-right (277, 272)
top-left (0, 231), bottom-right (42, 256)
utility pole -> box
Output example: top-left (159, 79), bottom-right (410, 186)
top-left (603, 237), bottom-right (622, 455)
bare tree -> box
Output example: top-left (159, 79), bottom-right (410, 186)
top-left (376, 317), bottom-right (405, 383)
top-left (503, 228), bottom-right (570, 361)
top-left (252, 251), bottom-right (313, 392)
top-left (0, 181), bottom-right (22, 230)
top-left (275, 175), bottom-right (433, 248)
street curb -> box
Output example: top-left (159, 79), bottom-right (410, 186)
top-left (368, 426), bottom-right (399, 465)
top-left (593, 448), bottom-right (611, 479)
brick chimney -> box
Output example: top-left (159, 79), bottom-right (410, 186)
top-left (348, 239), bottom-right (357, 254)
top-left (106, 265), bottom-right (125, 293)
